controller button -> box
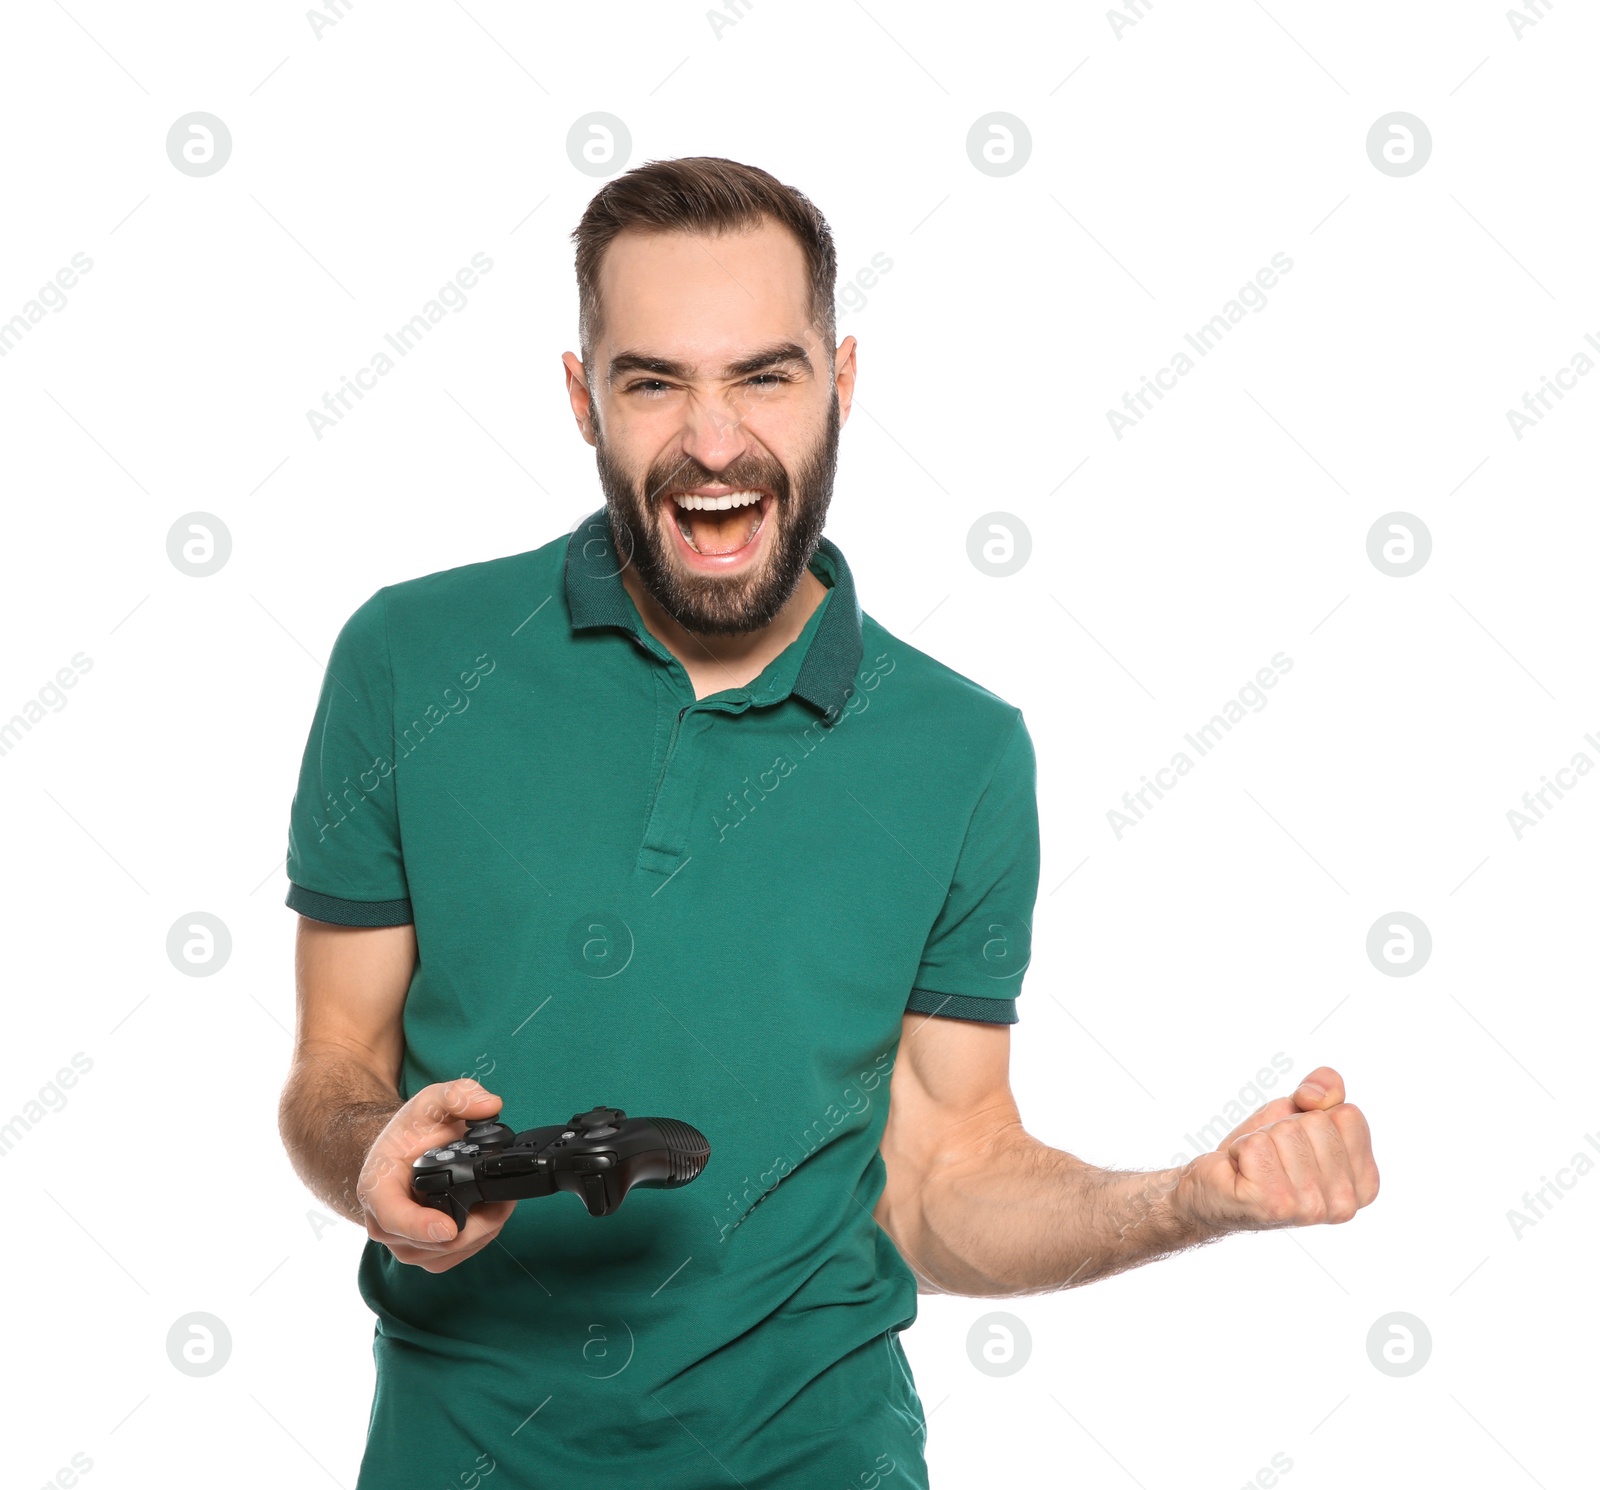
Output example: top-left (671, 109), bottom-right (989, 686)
top-left (583, 1125), bottom-right (619, 1138)
top-left (561, 1131), bottom-right (576, 1139)
top-left (457, 1144), bottom-right (480, 1155)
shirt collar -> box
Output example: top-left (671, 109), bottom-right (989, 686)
top-left (563, 508), bottom-right (864, 716)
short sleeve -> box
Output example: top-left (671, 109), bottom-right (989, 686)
top-left (906, 711), bottom-right (1039, 1024)
top-left (284, 588), bottom-right (413, 926)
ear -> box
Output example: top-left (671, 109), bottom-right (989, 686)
top-left (833, 334), bottom-right (858, 426)
top-left (562, 351), bottom-right (599, 447)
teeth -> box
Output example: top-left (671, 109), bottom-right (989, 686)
top-left (671, 490), bottom-right (763, 512)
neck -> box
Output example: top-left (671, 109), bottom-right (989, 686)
top-left (620, 565), bottom-right (829, 700)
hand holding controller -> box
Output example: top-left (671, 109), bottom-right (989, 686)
top-left (411, 1106), bottom-right (712, 1227)
top-left (356, 1079), bottom-right (519, 1274)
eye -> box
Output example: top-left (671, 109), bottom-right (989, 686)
top-left (745, 373), bottom-right (789, 387)
top-left (627, 379), bottom-right (673, 397)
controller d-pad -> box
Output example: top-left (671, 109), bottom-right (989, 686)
top-left (570, 1106), bottom-right (627, 1128)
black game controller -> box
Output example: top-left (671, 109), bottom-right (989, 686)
top-left (411, 1106), bottom-right (711, 1226)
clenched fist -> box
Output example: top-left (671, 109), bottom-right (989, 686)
top-left (1177, 1066), bottom-right (1379, 1233)
top-left (357, 1079), bottom-right (517, 1272)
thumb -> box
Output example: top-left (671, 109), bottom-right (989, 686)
top-left (417, 1077), bottom-right (503, 1124)
top-left (381, 1080), bottom-right (503, 1161)
top-left (1209, 1066), bottom-right (1348, 1151)
top-left (1290, 1066), bottom-right (1345, 1112)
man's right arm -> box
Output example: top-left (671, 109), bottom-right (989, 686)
top-left (277, 915), bottom-right (514, 1271)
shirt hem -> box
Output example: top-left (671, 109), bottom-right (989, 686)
top-left (286, 883), bottom-right (414, 927)
top-left (904, 988), bottom-right (1018, 1025)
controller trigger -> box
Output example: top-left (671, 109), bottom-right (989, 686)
top-left (579, 1173), bottom-right (610, 1217)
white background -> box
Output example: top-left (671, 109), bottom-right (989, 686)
top-left (2, 2), bottom-right (1596, 1486)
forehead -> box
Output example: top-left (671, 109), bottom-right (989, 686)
top-left (594, 220), bottom-right (813, 358)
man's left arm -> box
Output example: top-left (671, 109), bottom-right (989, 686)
top-left (873, 1013), bottom-right (1379, 1297)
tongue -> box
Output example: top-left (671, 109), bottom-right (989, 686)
top-left (686, 506), bottom-right (758, 556)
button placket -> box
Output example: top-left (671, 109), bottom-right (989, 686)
top-left (635, 695), bottom-right (752, 877)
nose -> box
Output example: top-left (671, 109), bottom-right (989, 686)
top-left (674, 382), bottom-right (762, 483)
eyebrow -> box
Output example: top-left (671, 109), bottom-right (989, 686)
top-left (607, 341), bottom-right (815, 385)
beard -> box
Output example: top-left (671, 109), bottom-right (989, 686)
top-left (592, 390), bottom-right (840, 636)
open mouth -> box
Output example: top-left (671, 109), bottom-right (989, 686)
top-left (665, 488), bottom-right (773, 566)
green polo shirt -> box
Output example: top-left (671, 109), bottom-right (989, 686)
top-left (284, 511), bottom-right (1040, 1490)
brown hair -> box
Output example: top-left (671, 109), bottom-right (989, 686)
top-left (570, 155), bottom-right (838, 371)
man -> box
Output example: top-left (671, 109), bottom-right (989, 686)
top-left (278, 156), bottom-right (1378, 1489)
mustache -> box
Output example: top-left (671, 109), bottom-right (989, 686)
top-left (645, 460), bottom-right (787, 507)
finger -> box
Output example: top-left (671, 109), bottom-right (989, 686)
top-left (1224, 1129), bottom-right (1288, 1221)
top-left (415, 1229), bottom-right (504, 1273)
top-left (1229, 1119), bottom-right (1320, 1226)
top-left (1263, 1115), bottom-right (1323, 1206)
top-left (1328, 1103), bottom-right (1380, 1207)
top-left (369, 1204), bottom-right (512, 1265)
top-left (418, 1200), bottom-right (516, 1249)
top-left (366, 1210), bottom-right (475, 1253)
top-left (374, 1236), bottom-right (446, 1266)
top-left (366, 1217), bottom-right (446, 1258)
top-left (1216, 1096), bottom-right (1301, 1150)
top-left (419, 1207), bottom-right (515, 1269)
top-left (368, 1201), bottom-right (458, 1247)
top-left (370, 1196), bottom-right (516, 1251)
top-left (356, 1151), bottom-right (454, 1240)
top-left (380, 1233), bottom-right (499, 1271)
top-left (459, 1200), bottom-right (516, 1239)
top-left (1295, 1110), bottom-right (1359, 1222)
top-left (1291, 1066), bottom-right (1345, 1111)
top-left (356, 1158), bottom-right (464, 1241)
top-left (369, 1187), bottom-right (470, 1246)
